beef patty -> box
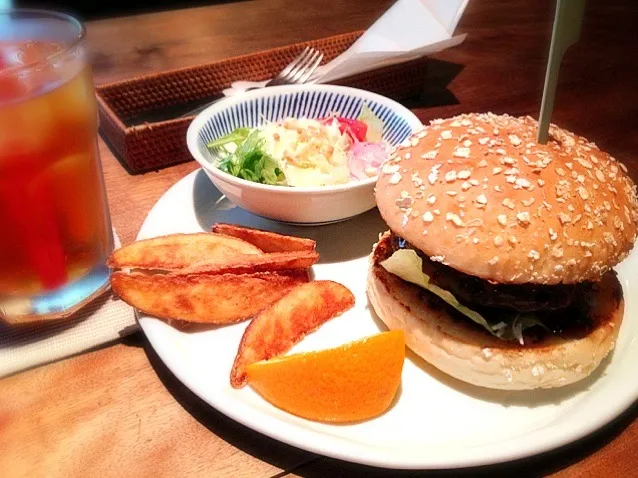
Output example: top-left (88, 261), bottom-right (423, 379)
top-left (389, 233), bottom-right (593, 313)
top-left (382, 233), bottom-right (621, 340)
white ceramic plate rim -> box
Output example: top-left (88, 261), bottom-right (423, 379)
top-left (136, 171), bottom-right (638, 470)
top-left (185, 84), bottom-right (422, 195)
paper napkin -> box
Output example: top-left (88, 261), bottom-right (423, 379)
top-left (224, 0), bottom-right (468, 96)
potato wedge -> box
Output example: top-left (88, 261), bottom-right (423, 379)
top-left (181, 250), bottom-right (319, 275)
top-left (230, 280), bottom-right (355, 388)
top-left (110, 269), bottom-right (308, 324)
top-left (212, 223), bottom-right (316, 253)
top-left (108, 233), bottom-right (262, 271)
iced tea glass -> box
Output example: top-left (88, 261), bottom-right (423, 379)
top-left (0, 9), bottom-right (113, 322)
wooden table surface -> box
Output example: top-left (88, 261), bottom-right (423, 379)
top-left (3, 0), bottom-right (638, 476)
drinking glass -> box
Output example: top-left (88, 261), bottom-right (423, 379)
top-left (0, 9), bottom-right (113, 322)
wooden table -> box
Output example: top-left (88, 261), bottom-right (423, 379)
top-left (3, 0), bottom-right (638, 476)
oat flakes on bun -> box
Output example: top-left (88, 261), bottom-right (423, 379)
top-left (367, 113), bottom-right (638, 390)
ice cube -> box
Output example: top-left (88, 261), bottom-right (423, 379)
top-left (0, 90), bottom-right (56, 162)
top-left (15, 40), bottom-right (63, 67)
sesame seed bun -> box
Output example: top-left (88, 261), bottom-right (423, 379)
top-left (375, 113), bottom-right (638, 284)
top-left (367, 232), bottom-right (623, 390)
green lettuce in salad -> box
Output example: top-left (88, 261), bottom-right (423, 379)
top-left (209, 129), bottom-right (286, 185)
top-left (357, 104), bottom-right (383, 143)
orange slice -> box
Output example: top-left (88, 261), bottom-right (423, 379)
top-left (246, 331), bottom-right (405, 423)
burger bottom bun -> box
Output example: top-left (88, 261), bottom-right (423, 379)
top-left (367, 232), bottom-right (624, 390)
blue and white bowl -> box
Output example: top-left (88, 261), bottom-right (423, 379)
top-left (187, 84), bottom-right (422, 225)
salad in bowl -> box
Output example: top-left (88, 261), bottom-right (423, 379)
top-left (186, 84), bottom-right (422, 225)
top-left (208, 105), bottom-right (388, 187)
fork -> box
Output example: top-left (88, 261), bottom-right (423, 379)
top-left (184, 47), bottom-right (323, 117)
top-left (265, 46), bottom-right (324, 87)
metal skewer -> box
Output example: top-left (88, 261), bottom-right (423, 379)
top-left (537, 0), bottom-right (587, 144)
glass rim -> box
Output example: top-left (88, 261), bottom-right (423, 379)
top-left (0, 8), bottom-right (86, 76)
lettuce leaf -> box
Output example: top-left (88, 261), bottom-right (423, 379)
top-left (207, 128), bottom-right (251, 149)
top-left (358, 104), bottom-right (383, 143)
top-left (214, 130), bottom-right (286, 185)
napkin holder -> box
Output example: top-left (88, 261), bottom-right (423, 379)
top-left (96, 31), bottom-right (428, 174)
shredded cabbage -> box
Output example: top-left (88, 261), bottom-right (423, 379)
top-left (510, 315), bottom-right (550, 345)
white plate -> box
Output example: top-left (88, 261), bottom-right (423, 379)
top-left (136, 170), bottom-right (638, 470)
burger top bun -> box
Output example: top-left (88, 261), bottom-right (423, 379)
top-left (375, 113), bottom-right (638, 285)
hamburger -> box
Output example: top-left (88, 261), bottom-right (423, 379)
top-left (368, 113), bottom-right (638, 390)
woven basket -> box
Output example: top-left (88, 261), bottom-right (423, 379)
top-left (97, 31), bottom-right (428, 173)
